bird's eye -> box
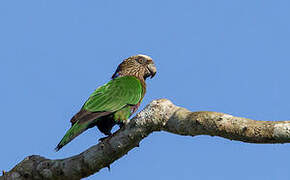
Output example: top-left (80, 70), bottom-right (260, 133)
top-left (137, 58), bottom-right (146, 64)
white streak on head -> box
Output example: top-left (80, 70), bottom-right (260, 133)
top-left (136, 54), bottom-right (152, 60)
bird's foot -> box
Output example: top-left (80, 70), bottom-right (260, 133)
top-left (98, 125), bottom-right (125, 142)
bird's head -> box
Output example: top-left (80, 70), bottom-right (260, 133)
top-left (112, 54), bottom-right (157, 80)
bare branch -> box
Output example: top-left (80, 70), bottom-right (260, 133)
top-left (2, 99), bottom-right (290, 180)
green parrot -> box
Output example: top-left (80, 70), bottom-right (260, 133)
top-left (55, 54), bottom-right (156, 151)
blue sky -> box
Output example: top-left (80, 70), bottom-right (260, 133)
top-left (1, 0), bottom-right (290, 179)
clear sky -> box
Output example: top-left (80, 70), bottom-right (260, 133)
top-left (1, 0), bottom-right (290, 179)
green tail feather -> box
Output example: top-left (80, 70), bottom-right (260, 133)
top-left (55, 122), bottom-right (89, 151)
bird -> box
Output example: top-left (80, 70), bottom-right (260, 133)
top-left (55, 54), bottom-right (157, 151)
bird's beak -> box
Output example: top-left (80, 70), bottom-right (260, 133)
top-left (147, 63), bottom-right (157, 78)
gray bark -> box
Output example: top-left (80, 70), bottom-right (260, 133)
top-left (2, 99), bottom-right (290, 180)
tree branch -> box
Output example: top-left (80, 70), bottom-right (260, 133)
top-left (2, 99), bottom-right (290, 180)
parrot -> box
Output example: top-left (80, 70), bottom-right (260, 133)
top-left (55, 54), bottom-right (157, 151)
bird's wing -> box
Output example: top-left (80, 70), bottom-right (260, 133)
top-left (70, 76), bottom-right (143, 125)
top-left (83, 76), bottom-right (143, 112)
top-left (56, 76), bottom-right (143, 151)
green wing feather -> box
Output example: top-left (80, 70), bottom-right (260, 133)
top-left (55, 76), bottom-right (143, 151)
top-left (83, 76), bottom-right (143, 112)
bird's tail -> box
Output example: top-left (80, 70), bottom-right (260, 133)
top-left (55, 121), bottom-right (89, 151)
